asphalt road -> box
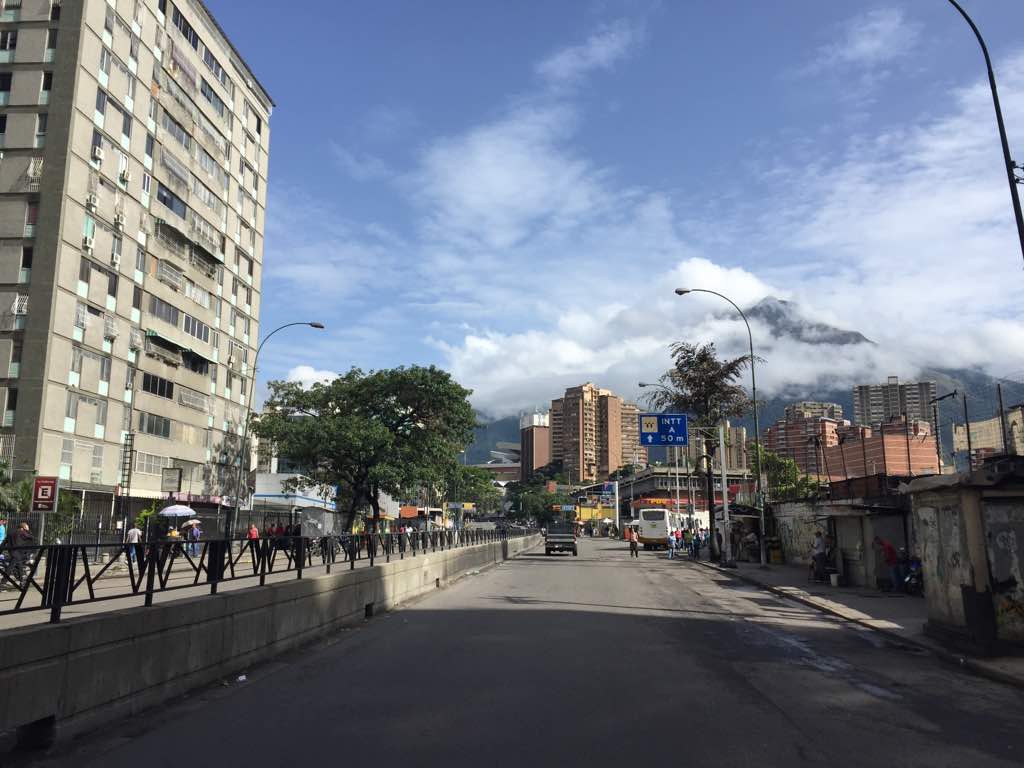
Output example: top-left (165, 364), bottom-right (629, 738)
top-left (24, 538), bottom-right (1024, 768)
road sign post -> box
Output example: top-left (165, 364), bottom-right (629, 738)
top-left (32, 476), bottom-right (59, 543)
top-left (638, 413), bottom-right (689, 447)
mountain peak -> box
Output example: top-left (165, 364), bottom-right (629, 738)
top-left (744, 296), bottom-right (873, 346)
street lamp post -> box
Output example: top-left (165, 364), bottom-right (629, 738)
top-left (946, 0), bottom-right (1024, 267)
top-left (225, 321), bottom-right (325, 540)
top-left (675, 288), bottom-right (767, 566)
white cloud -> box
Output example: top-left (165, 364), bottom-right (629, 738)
top-left (536, 19), bottom-right (642, 86)
top-left (329, 142), bottom-right (394, 182)
top-left (286, 365), bottom-right (336, 388)
top-left (810, 7), bottom-right (920, 71)
top-left (267, 18), bottom-right (1024, 421)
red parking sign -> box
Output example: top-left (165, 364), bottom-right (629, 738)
top-left (32, 476), bottom-right (58, 512)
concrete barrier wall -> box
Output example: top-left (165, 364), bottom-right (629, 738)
top-left (0, 534), bottom-right (541, 741)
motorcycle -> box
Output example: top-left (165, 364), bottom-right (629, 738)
top-left (904, 555), bottom-right (924, 596)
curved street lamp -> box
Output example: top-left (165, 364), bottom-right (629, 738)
top-left (946, 0), bottom-right (1024, 266)
top-left (675, 287), bottom-right (766, 567)
top-left (226, 321), bottom-right (325, 538)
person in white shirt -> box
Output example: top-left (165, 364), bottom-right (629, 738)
top-left (126, 524), bottom-right (142, 563)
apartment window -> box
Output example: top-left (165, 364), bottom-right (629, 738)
top-left (3, 389), bottom-right (16, 427)
top-left (95, 88), bottom-right (107, 117)
top-left (19, 246), bottom-right (31, 283)
top-left (255, 115), bottom-right (262, 137)
top-left (70, 346), bottom-right (82, 373)
top-left (192, 176), bottom-right (220, 215)
top-left (0, 72), bottom-right (10, 105)
top-left (200, 78), bottom-right (225, 118)
top-left (45, 29), bottom-right (57, 57)
top-left (91, 128), bottom-right (102, 155)
top-left (106, 266), bottom-right (118, 297)
top-left (25, 203), bottom-right (38, 237)
top-left (79, 257), bottom-right (91, 282)
top-left (74, 302), bottom-right (87, 329)
top-left (104, 5), bottom-right (114, 35)
top-left (50, 1), bottom-right (59, 20)
top-left (184, 279), bottom-right (210, 309)
top-left (99, 48), bottom-right (111, 75)
top-left (65, 390), bottom-right (78, 420)
top-left (173, 8), bottom-right (200, 48)
top-left (202, 46), bottom-right (230, 91)
top-left (129, 34), bottom-right (139, 62)
top-left (91, 445), bottom-right (103, 482)
top-left (8, 342), bottom-right (21, 377)
top-left (35, 114), bottom-right (47, 147)
top-left (0, 31), bottom-right (17, 63)
top-left (122, 110), bottom-right (132, 140)
top-left (142, 172), bottom-right (151, 195)
top-left (135, 451), bottom-right (171, 475)
top-left (160, 110), bottom-right (191, 152)
top-left (145, 132), bottom-right (154, 160)
top-left (99, 355), bottom-right (111, 383)
top-left (83, 214), bottom-right (96, 239)
top-left (139, 411), bottom-right (171, 438)
top-left (156, 183), bottom-right (186, 218)
top-left (142, 372), bottom-right (173, 399)
top-left (183, 314), bottom-right (210, 343)
top-left (135, 247), bottom-right (146, 273)
top-left (60, 438), bottom-right (73, 468)
top-left (148, 295), bottom-right (180, 326)
top-left (0, 114), bottom-right (6, 146)
top-left (132, 284), bottom-right (142, 310)
top-left (40, 71), bottom-right (52, 104)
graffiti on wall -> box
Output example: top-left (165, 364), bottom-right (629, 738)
top-left (985, 502), bottom-right (1024, 643)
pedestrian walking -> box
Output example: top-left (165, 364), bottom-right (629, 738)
top-left (0, 517), bottom-right (7, 546)
top-left (666, 533), bottom-right (675, 559)
top-left (629, 527), bottom-right (639, 559)
top-left (188, 523), bottom-right (202, 557)
top-left (247, 523), bottom-right (260, 541)
top-left (873, 536), bottom-right (903, 592)
top-left (126, 523), bottom-right (142, 563)
top-left (691, 530), bottom-right (701, 560)
top-left (811, 530), bottom-right (827, 581)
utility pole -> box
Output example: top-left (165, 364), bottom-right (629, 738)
top-left (963, 391), bottom-right (973, 469)
top-left (997, 383), bottom-right (1011, 455)
top-left (719, 425), bottom-right (733, 567)
top-left (929, 391), bottom-right (957, 475)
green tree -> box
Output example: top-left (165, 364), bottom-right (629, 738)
top-left (440, 463), bottom-right (502, 521)
top-left (753, 447), bottom-right (820, 501)
top-left (645, 342), bottom-right (755, 557)
top-left (255, 366), bottom-right (476, 533)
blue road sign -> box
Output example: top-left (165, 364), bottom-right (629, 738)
top-left (638, 413), bottom-right (689, 446)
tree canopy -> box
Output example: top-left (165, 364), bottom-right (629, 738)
top-left (753, 446), bottom-right (820, 501)
top-left (644, 341), bottom-right (753, 429)
top-left (255, 366), bottom-right (477, 531)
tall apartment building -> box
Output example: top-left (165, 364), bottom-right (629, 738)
top-left (549, 383), bottom-right (648, 483)
top-left (853, 376), bottom-right (936, 430)
top-left (0, 0), bottom-right (272, 519)
top-left (619, 400), bottom-right (647, 467)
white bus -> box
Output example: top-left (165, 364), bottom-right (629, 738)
top-left (635, 508), bottom-right (682, 549)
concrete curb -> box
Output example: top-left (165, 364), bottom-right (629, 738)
top-left (689, 558), bottom-right (1024, 692)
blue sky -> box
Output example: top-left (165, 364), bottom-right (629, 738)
top-left (209, 1), bottom-right (1024, 416)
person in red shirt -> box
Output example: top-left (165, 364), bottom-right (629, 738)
top-left (874, 536), bottom-right (902, 592)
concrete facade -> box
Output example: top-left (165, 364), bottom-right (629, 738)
top-left (0, 533), bottom-right (542, 743)
top-left (906, 460), bottom-right (1024, 653)
top-left (0, 1), bottom-right (271, 515)
top-left (519, 424), bottom-right (549, 482)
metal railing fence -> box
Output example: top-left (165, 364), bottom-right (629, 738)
top-left (0, 528), bottom-right (531, 624)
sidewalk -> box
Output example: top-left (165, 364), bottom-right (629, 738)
top-left (690, 556), bottom-right (1024, 690)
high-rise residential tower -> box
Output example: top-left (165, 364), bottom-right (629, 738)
top-left (853, 377), bottom-right (937, 430)
top-left (0, 0), bottom-right (272, 520)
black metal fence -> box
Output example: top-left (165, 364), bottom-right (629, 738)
top-left (0, 528), bottom-right (531, 624)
